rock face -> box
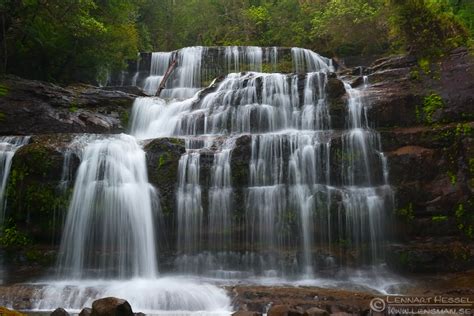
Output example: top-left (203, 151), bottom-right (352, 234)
top-left (364, 48), bottom-right (474, 127)
top-left (91, 297), bottom-right (133, 316)
top-left (357, 47), bottom-right (474, 272)
top-left (0, 75), bottom-right (140, 135)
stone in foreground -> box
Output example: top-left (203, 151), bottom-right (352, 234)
top-left (91, 297), bottom-right (134, 316)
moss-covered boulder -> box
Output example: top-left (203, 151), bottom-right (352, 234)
top-left (4, 135), bottom-right (79, 244)
top-left (144, 137), bottom-right (186, 218)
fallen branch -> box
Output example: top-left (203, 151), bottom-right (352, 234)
top-left (156, 58), bottom-right (177, 97)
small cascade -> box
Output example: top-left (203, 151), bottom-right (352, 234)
top-left (136, 46), bottom-right (331, 100)
top-left (292, 47), bottom-right (333, 73)
top-left (246, 134), bottom-right (288, 274)
top-left (176, 140), bottom-right (204, 273)
top-left (224, 46), bottom-right (263, 72)
top-left (131, 53), bottom-right (141, 87)
top-left (338, 77), bottom-right (393, 264)
top-left (265, 47), bottom-right (279, 71)
top-left (132, 71), bottom-right (328, 138)
top-left (56, 134), bottom-right (158, 279)
top-left (162, 47), bottom-right (205, 99)
top-left (142, 52), bottom-right (172, 95)
top-left (174, 137), bottom-right (238, 275)
top-left (0, 136), bottom-right (30, 222)
top-left (208, 137), bottom-right (235, 254)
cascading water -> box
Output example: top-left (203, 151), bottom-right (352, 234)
top-left (0, 136), bottom-right (30, 223)
top-left (56, 134), bottom-right (158, 279)
top-left (338, 77), bottom-right (393, 264)
top-left (292, 47), bottom-right (332, 73)
top-left (142, 52), bottom-right (172, 95)
top-left (208, 138), bottom-right (235, 254)
top-left (162, 47), bottom-right (205, 99)
top-left (34, 133), bottom-right (232, 314)
top-left (1, 45), bottom-right (399, 314)
top-left (129, 46), bottom-right (392, 278)
top-left (0, 136), bottom-right (29, 284)
top-left (176, 142), bottom-right (204, 272)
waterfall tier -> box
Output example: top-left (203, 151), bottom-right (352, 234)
top-left (56, 134), bottom-right (159, 279)
top-left (126, 46), bottom-right (393, 277)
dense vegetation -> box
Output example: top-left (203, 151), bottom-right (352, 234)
top-left (0, 0), bottom-right (472, 83)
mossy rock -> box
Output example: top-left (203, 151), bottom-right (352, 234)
top-left (5, 142), bottom-right (77, 243)
top-left (145, 137), bottom-right (186, 217)
top-left (327, 77), bottom-right (346, 100)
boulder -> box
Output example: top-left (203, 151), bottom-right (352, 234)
top-left (4, 135), bottom-right (80, 243)
top-left (326, 77), bottom-right (346, 100)
top-left (79, 308), bottom-right (92, 316)
top-left (144, 137), bottom-right (186, 219)
top-left (50, 308), bottom-right (69, 316)
top-left (91, 297), bottom-right (133, 316)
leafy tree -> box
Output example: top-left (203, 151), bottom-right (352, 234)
top-left (0, 0), bottom-right (473, 83)
top-left (310, 0), bottom-right (389, 56)
top-left (387, 0), bottom-right (469, 56)
top-left (0, 0), bottom-right (140, 83)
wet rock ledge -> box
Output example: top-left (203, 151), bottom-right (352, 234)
top-left (0, 75), bottom-right (145, 135)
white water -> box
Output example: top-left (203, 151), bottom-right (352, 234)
top-left (56, 134), bottom-right (158, 279)
top-left (46, 134), bottom-right (234, 314)
top-left (127, 46), bottom-right (393, 277)
top-left (0, 136), bottom-right (30, 223)
top-left (30, 278), bottom-right (231, 315)
top-left (143, 52), bottom-right (172, 95)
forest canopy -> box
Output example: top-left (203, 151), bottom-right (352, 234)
top-left (0, 0), bottom-right (472, 83)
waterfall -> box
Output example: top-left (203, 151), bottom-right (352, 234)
top-left (338, 77), bottom-right (393, 264)
top-left (127, 46), bottom-right (393, 277)
top-left (39, 132), bottom-right (233, 313)
top-left (0, 45), bottom-right (401, 314)
top-left (0, 136), bottom-right (30, 223)
top-left (56, 134), bottom-right (158, 279)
